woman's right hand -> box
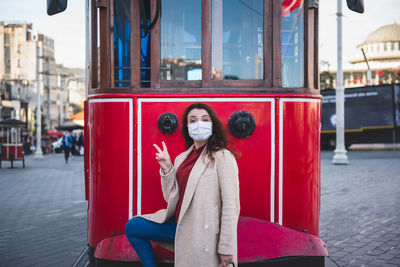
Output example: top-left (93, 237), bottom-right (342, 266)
top-left (153, 141), bottom-right (173, 174)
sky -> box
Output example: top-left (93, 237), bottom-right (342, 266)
top-left (0, 0), bottom-right (399, 70)
top-left (0, 0), bottom-right (85, 68)
top-left (319, 0), bottom-right (400, 70)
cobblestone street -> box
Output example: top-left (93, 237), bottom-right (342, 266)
top-left (0, 151), bottom-right (399, 266)
top-left (320, 150), bottom-right (400, 267)
top-left (0, 154), bottom-right (86, 267)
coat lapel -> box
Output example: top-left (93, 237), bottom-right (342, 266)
top-left (174, 146), bottom-right (194, 170)
top-left (178, 147), bottom-right (210, 222)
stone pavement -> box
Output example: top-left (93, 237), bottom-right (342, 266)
top-left (0, 153), bottom-right (87, 267)
top-left (320, 150), bottom-right (400, 267)
top-left (0, 151), bottom-right (399, 266)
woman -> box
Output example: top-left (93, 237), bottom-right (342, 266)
top-left (125, 103), bottom-right (240, 267)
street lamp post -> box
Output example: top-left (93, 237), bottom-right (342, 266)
top-left (34, 43), bottom-right (43, 159)
top-left (333, 0), bottom-right (348, 164)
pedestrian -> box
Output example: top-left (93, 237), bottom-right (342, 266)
top-left (125, 103), bottom-right (240, 267)
top-left (62, 133), bottom-right (72, 163)
top-left (71, 134), bottom-right (77, 156)
top-left (0, 137), bottom-right (3, 158)
top-left (78, 133), bottom-right (84, 156)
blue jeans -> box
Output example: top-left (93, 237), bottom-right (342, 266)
top-left (125, 217), bottom-right (177, 267)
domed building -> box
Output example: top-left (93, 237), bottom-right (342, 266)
top-left (321, 22), bottom-right (400, 89)
top-left (350, 22), bottom-right (400, 69)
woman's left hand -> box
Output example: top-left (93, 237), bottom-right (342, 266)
top-left (219, 254), bottom-right (233, 267)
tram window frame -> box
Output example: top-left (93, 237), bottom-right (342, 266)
top-left (156, 0), bottom-right (271, 90)
top-left (210, 0), bottom-right (264, 82)
top-left (281, 0), bottom-right (305, 88)
top-left (159, 0), bottom-right (203, 83)
top-left (91, 0), bottom-right (319, 94)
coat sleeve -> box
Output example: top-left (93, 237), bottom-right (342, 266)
top-left (216, 150), bottom-right (240, 255)
top-left (159, 167), bottom-right (177, 202)
top-left (159, 154), bottom-right (182, 203)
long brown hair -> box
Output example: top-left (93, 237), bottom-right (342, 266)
top-left (181, 103), bottom-right (238, 161)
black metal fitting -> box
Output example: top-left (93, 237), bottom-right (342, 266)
top-left (228, 111), bottom-right (256, 138)
top-left (158, 113), bottom-right (179, 134)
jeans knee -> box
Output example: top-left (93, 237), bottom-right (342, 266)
top-left (125, 217), bottom-right (144, 238)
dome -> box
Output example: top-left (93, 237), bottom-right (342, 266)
top-left (359, 23), bottom-right (400, 46)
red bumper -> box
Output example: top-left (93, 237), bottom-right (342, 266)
top-left (94, 216), bottom-right (328, 262)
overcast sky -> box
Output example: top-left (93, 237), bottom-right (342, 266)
top-left (0, 0), bottom-right (399, 70)
top-left (319, 0), bottom-right (400, 71)
top-left (0, 0), bottom-right (85, 68)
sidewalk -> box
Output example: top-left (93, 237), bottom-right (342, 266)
top-left (0, 154), bottom-right (87, 267)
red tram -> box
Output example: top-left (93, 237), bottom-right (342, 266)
top-left (47, 0), bottom-right (362, 266)
top-left (0, 119), bottom-right (26, 168)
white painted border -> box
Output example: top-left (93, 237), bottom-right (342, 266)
top-left (278, 98), bottom-right (321, 225)
top-left (88, 98), bottom-right (134, 219)
top-left (139, 98), bottom-right (275, 103)
top-left (270, 100), bottom-right (275, 223)
top-left (138, 97), bottom-right (275, 221)
top-left (137, 100), bottom-right (142, 215)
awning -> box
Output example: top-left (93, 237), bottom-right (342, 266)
top-left (56, 120), bottom-right (84, 131)
top-left (0, 119), bottom-right (26, 128)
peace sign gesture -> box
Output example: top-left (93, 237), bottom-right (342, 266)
top-left (153, 141), bottom-right (173, 174)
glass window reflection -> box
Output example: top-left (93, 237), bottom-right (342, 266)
top-left (281, 0), bottom-right (304, 88)
top-left (161, 0), bottom-right (202, 81)
top-left (114, 0), bottom-right (131, 87)
top-left (212, 0), bottom-right (263, 80)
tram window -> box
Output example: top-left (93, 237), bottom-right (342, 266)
top-left (140, 0), bottom-right (151, 87)
top-left (161, 0), bottom-right (202, 81)
top-left (211, 0), bottom-right (263, 80)
top-left (281, 0), bottom-right (304, 88)
top-left (96, 8), bottom-right (100, 88)
top-left (114, 0), bottom-right (131, 87)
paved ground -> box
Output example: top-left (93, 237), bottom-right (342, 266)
top-left (0, 150), bottom-right (399, 266)
top-left (0, 153), bottom-right (87, 267)
top-left (320, 150), bottom-right (400, 267)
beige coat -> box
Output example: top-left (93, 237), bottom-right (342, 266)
top-left (140, 146), bottom-right (240, 267)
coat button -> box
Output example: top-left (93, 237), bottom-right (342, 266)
top-left (204, 248), bottom-right (209, 252)
top-left (204, 224), bottom-right (209, 230)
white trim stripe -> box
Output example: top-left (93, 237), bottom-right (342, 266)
top-left (139, 98), bottom-right (274, 102)
top-left (137, 100), bottom-right (142, 216)
top-left (88, 98), bottom-right (134, 219)
top-left (278, 98), bottom-right (322, 225)
top-left (270, 100), bottom-right (275, 223)
top-left (137, 97), bottom-right (275, 221)
top-left (89, 98), bottom-right (134, 103)
top-left (129, 100), bottom-right (134, 219)
top-left (279, 100), bottom-right (284, 225)
top-left (279, 98), bottom-right (321, 103)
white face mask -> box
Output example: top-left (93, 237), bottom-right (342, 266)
top-left (188, 121), bottom-right (212, 142)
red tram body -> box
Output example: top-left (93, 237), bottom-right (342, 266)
top-left (86, 94), bottom-right (326, 265)
top-left (59, 0), bottom-right (331, 265)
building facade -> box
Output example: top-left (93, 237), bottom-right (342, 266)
top-left (0, 22), bottom-right (83, 137)
top-left (321, 22), bottom-right (400, 90)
